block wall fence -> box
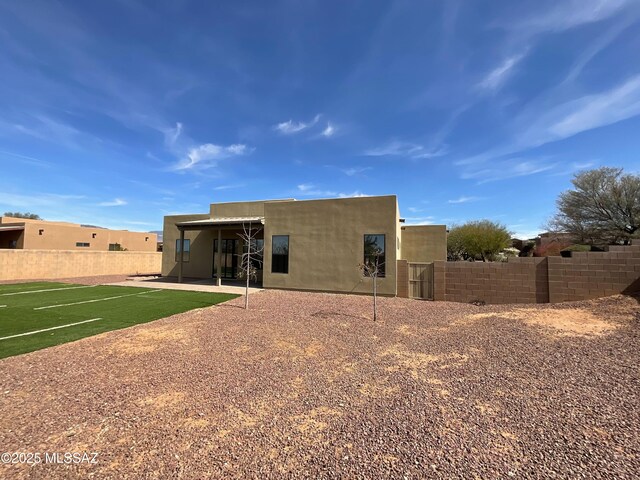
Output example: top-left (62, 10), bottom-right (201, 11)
top-left (0, 250), bottom-right (162, 281)
top-left (398, 243), bottom-right (640, 304)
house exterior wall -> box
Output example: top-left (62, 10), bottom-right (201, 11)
top-left (0, 217), bottom-right (157, 252)
top-left (209, 199), bottom-right (291, 218)
top-left (162, 195), bottom-right (449, 296)
top-left (261, 196), bottom-right (399, 295)
top-left (162, 214), bottom-right (212, 278)
top-left (400, 225), bottom-right (447, 262)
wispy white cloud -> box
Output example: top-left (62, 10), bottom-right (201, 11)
top-left (545, 75), bottom-right (640, 140)
top-left (512, 0), bottom-right (635, 34)
top-left (98, 198), bottom-right (127, 207)
top-left (0, 150), bottom-right (51, 168)
top-left (549, 161), bottom-right (597, 176)
top-left (323, 165), bottom-right (371, 177)
top-left (478, 53), bottom-right (525, 91)
top-left (173, 143), bottom-right (253, 171)
top-left (461, 159), bottom-right (555, 183)
top-left (164, 122), bottom-right (183, 147)
top-left (321, 122), bottom-right (336, 137)
top-left (407, 207), bottom-right (425, 213)
top-left (296, 184), bottom-right (337, 197)
top-left (0, 192), bottom-right (85, 209)
top-left (274, 114), bottom-right (320, 134)
top-left (11, 114), bottom-right (88, 149)
top-left (562, 17), bottom-right (635, 84)
top-left (338, 191), bottom-right (370, 198)
top-left (459, 75), bottom-right (640, 167)
top-left (342, 166), bottom-right (370, 176)
top-left (213, 184), bottom-right (245, 191)
top-left (448, 196), bottom-right (482, 204)
top-left (364, 141), bottom-right (448, 159)
top-left (295, 185), bottom-right (370, 199)
top-left (296, 184), bottom-right (315, 192)
top-left (404, 216), bottom-right (435, 225)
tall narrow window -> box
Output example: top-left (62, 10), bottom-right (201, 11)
top-left (363, 234), bottom-right (385, 277)
top-left (243, 238), bottom-right (264, 269)
top-left (271, 235), bottom-right (289, 274)
top-left (175, 238), bottom-right (190, 262)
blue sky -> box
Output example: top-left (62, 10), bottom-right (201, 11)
top-left (1, 0), bottom-right (640, 238)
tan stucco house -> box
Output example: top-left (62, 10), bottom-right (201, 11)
top-left (0, 217), bottom-right (157, 252)
top-left (163, 195), bottom-right (446, 296)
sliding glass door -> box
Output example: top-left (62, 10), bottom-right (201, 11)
top-left (212, 239), bottom-right (239, 279)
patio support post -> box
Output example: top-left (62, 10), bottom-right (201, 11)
top-left (216, 228), bottom-right (222, 286)
top-left (178, 228), bottom-right (184, 283)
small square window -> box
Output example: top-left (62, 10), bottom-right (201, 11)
top-left (92, 233), bottom-right (97, 238)
top-left (39, 229), bottom-right (44, 235)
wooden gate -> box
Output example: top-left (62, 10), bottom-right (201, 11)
top-left (408, 262), bottom-right (434, 300)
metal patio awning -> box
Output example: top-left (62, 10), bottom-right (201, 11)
top-left (0, 225), bottom-right (25, 232)
top-left (176, 216), bottom-right (264, 230)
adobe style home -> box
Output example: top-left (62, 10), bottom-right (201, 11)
top-left (0, 216), bottom-right (157, 252)
top-left (162, 195), bottom-right (446, 296)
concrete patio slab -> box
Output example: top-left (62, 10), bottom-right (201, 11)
top-left (105, 276), bottom-right (263, 295)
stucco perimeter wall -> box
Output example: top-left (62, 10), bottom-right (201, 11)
top-left (427, 243), bottom-right (640, 304)
top-left (162, 214), bottom-right (213, 278)
top-left (0, 250), bottom-right (161, 281)
top-left (262, 196), bottom-right (399, 295)
top-left (400, 225), bottom-right (447, 262)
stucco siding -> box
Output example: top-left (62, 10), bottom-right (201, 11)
top-left (262, 196), bottom-right (398, 295)
top-left (400, 225), bottom-right (447, 262)
top-left (162, 214), bottom-right (212, 278)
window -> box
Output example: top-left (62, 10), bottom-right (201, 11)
top-left (175, 238), bottom-right (190, 262)
top-left (92, 233), bottom-right (97, 238)
top-left (243, 238), bottom-right (264, 269)
top-left (76, 242), bottom-right (90, 248)
top-left (109, 243), bottom-right (122, 251)
top-left (38, 229), bottom-right (44, 236)
top-left (363, 234), bottom-right (385, 277)
top-left (271, 235), bottom-right (289, 273)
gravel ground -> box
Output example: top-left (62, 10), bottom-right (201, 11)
top-left (0, 291), bottom-right (638, 479)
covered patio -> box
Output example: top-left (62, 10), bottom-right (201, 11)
top-left (0, 224), bottom-right (25, 249)
top-left (175, 216), bottom-right (265, 286)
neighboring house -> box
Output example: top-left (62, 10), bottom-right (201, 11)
top-left (0, 217), bottom-right (157, 252)
top-left (162, 195), bottom-right (446, 296)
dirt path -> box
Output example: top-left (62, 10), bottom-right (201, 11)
top-left (1, 291), bottom-right (638, 478)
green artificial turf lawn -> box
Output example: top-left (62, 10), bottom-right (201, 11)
top-left (0, 282), bottom-right (239, 359)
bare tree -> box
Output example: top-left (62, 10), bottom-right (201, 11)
top-left (549, 167), bottom-right (640, 245)
top-left (236, 222), bottom-right (264, 310)
top-left (359, 251), bottom-right (384, 322)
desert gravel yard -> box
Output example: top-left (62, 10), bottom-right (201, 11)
top-left (1, 290), bottom-right (638, 479)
